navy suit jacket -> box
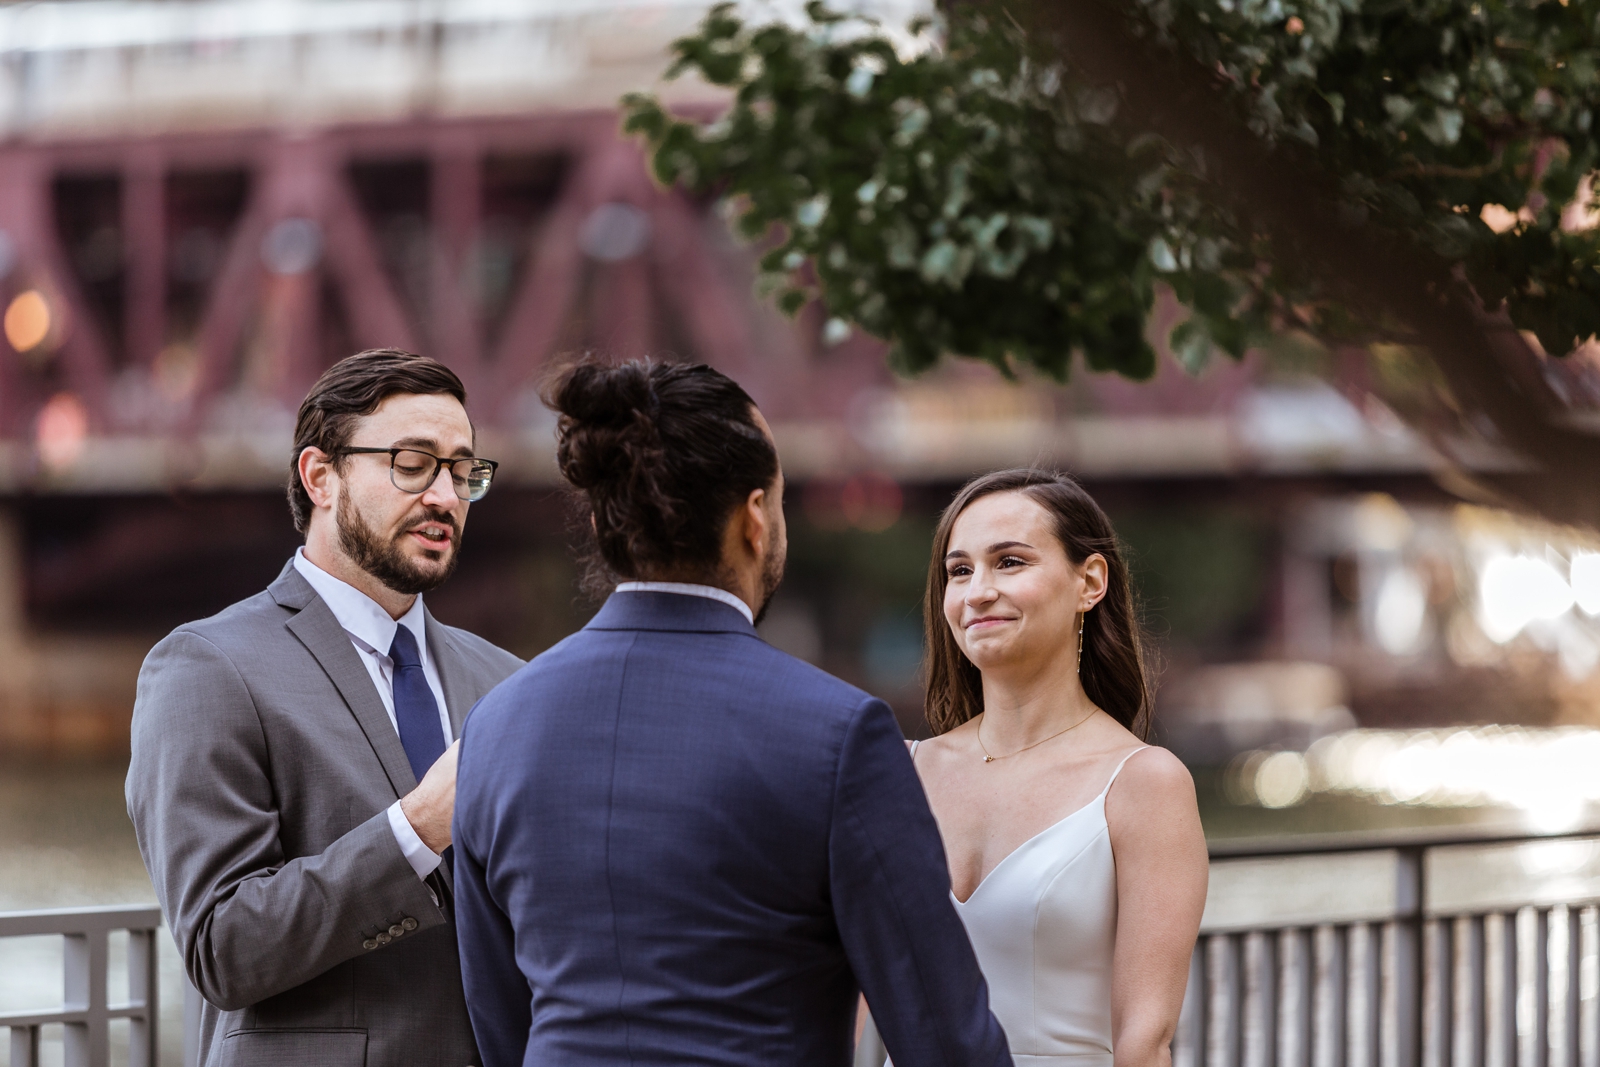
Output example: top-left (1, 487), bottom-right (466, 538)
top-left (454, 591), bottom-right (1010, 1067)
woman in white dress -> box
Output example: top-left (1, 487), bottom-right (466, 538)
top-left (909, 468), bottom-right (1208, 1067)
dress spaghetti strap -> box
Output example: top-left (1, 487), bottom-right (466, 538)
top-left (1098, 746), bottom-right (1148, 798)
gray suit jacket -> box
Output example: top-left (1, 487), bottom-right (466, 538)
top-left (127, 560), bottom-right (523, 1067)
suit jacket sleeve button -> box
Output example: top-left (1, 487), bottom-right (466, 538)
top-left (389, 924), bottom-right (404, 937)
top-left (401, 917), bottom-right (418, 931)
top-left (363, 939), bottom-right (378, 950)
top-left (376, 932), bottom-right (392, 945)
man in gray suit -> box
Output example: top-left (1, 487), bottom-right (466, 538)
top-left (128, 349), bottom-right (522, 1067)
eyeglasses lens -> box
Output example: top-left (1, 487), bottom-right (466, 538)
top-left (390, 451), bottom-right (435, 492)
top-left (388, 450), bottom-right (495, 501)
top-left (462, 461), bottom-right (495, 501)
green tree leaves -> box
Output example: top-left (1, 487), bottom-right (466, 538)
top-left (624, 0), bottom-right (1600, 381)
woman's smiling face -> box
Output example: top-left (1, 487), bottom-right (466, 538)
top-left (942, 490), bottom-right (1106, 673)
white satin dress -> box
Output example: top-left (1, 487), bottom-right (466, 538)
top-left (911, 743), bottom-right (1147, 1067)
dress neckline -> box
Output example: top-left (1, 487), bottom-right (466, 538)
top-left (946, 745), bottom-right (1148, 907)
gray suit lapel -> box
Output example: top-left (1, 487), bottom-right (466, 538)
top-left (273, 565), bottom-right (419, 799)
top-left (425, 610), bottom-right (473, 738)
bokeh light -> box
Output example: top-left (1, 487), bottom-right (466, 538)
top-left (1373, 566), bottom-right (1428, 654)
top-left (1478, 554), bottom-right (1574, 642)
top-left (1230, 726), bottom-right (1600, 828)
top-left (4, 289), bottom-right (53, 352)
top-left (36, 391), bottom-right (88, 471)
top-left (1572, 553), bottom-right (1600, 616)
top-left (1254, 751), bottom-right (1310, 808)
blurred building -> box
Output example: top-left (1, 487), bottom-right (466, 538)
top-left (0, 0), bottom-right (1593, 764)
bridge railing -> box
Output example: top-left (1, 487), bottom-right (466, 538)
top-left (1177, 829), bottom-right (1600, 1067)
top-left (0, 903), bottom-right (162, 1067)
top-left (14, 831), bottom-right (1600, 1067)
top-left (852, 827), bottom-right (1600, 1067)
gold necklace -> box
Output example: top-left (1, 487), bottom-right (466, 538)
top-left (976, 707), bottom-right (1097, 763)
top-left (976, 611), bottom-right (1092, 764)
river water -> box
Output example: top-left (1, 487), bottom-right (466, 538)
top-left (0, 763), bottom-right (182, 1067)
top-left (0, 759), bottom-right (1584, 1067)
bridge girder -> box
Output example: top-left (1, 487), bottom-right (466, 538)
top-left (0, 111), bottom-right (878, 452)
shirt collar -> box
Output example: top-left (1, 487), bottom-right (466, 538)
top-left (613, 581), bottom-right (755, 625)
top-left (293, 547), bottom-right (428, 661)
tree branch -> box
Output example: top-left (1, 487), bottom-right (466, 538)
top-left (1015, 0), bottom-right (1600, 528)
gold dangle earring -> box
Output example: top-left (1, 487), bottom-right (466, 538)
top-left (1076, 611), bottom-right (1085, 674)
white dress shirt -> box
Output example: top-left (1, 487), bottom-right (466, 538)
top-left (293, 548), bottom-right (449, 881)
top-left (614, 581), bottom-right (754, 624)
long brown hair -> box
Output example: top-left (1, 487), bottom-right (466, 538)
top-left (923, 468), bottom-right (1152, 738)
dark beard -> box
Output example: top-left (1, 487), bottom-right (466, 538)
top-left (752, 542), bottom-right (786, 626)
top-left (336, 494), bottom-right (461, 596)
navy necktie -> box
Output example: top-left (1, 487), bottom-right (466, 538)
top-left (390, 625), bottom-right (446, 783)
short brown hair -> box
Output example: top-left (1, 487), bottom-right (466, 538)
top-left (923, 468), bottom-right (1152, 738)
top-left (287, 349), bottom-right (469, 533)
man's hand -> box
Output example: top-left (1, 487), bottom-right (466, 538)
top-left (400, 740), bottom-right (459, 854)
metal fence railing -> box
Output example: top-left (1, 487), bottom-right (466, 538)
top-left (853, 827), bottom-right (1600, 1067)
top-left (1178, 830), bottom-right (1600, 1067)
top-left (16, 830), bottom-right (1600, 1067)
top-left (0, 903), bottom-right (162, 1067)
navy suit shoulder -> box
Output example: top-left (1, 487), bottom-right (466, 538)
top-left (470, 602), bottom-right (871, 740)
top-left (454, 591), bottom-right (1009, 1067)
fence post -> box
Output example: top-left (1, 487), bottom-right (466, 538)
top-left (1176, 946), bottom-right (1207, 1067)
top-left (1315, 923), bottom-right (1347, 1067)
top-left (1487, 912), bottom-right (1519, 1067)
top-left (0, 906), bottom-right (166, 1067)
top-left (185, 974), bottom-right (204, 1067)
top-left (10, 1026), bottom-right (40, 1067)
top-left (1386, 848), bottom-right (1423, 1067)
top-left (1578, 908), bottom-right (1599, 1067)
top-left (1210, 932), bottom-right (1244, 1067)
top-left (1550, 905), bottom-right (1580, 1067)
top-left (1424, 918), bottom-right (1453, 1067)
top-left (62, 927), bottom-right (109, 1067)
top-left (1456, 915), bottom-right (1488, 1067)
top-left (1280, 928), bottom-right (1314, 1067)
top-left (1245, 930), bottom-right (1278, 1067)
top-left (128, 926), bottom-right (159, 1067)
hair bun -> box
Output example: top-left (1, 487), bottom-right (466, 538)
top-left (542, 358), bottom-right (775, 584)
top-left (546, 362), bottom-right (664, 492)
top-left (549, 363), bottom-right (654, 427)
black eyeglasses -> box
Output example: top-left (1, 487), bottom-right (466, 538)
top-left (337, 447), bottom-right (499, 501)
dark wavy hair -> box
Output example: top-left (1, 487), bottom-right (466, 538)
top-left (923, 468), bottom-right (1152, 739)
top-left (543, 359), bottom-right (777, 586)
top-left (287, 349), bottom-right (469, 534)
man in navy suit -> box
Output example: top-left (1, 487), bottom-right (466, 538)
top-left (453, 360), bottom-right (1010, 1067)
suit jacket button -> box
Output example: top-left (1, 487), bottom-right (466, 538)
top-left (376, 932), bottom-right (392, 945)
top-left (389, 924), bottom-right (404, 937)
top-left (401, 917), bottom-right (418, 931)
top-left (363, 939), bottom-right (378, 950)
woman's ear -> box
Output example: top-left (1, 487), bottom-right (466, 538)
top-left (1081, 553), bottom-right (1110, 610)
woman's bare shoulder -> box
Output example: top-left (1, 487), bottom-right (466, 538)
top-left (1104, 746), bottom-right (1207, 882)
top-left (1120, 744), bottom-right (1192, 782)
top-left (905, 727), bottom-right (977, 772)
top-left (1107, 746), bottom-right (1198, 811)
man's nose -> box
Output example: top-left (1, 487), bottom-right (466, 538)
top-left (419, 464), bottom-right (459, 509)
